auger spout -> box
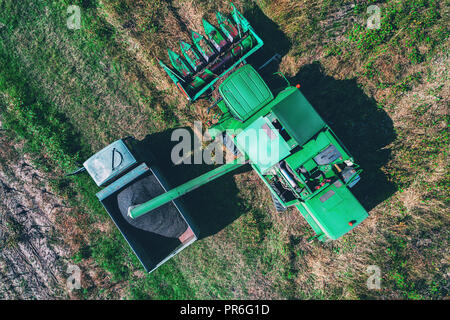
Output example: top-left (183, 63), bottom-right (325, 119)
top-left (128, 158), bottom-right (245, 219)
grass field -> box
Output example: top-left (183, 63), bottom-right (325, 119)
top-left (0, 0), bottom-right (448, 299)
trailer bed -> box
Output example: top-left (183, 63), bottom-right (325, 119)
top-left (96, 163), bottom-right (198, 273)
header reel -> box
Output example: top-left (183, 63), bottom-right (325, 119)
top-left (158, 2), bottom-right (264, 102)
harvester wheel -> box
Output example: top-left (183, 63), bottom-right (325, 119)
top-left (271, 192), bottom-right (287, 212)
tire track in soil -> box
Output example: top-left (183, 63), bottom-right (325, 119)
top-left (0, 134), bottom-right (72, 299)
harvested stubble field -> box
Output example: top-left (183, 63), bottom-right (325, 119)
top-left (0, 0), bottom-right (448, 299)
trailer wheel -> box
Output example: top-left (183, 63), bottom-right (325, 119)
top-left (271, 192), bottom-right (287, 212)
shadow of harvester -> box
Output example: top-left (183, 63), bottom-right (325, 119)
top-left (243, 3), bottom-right (291, 69)
top-left (132, 129), bottom-right (250, 240)
top-left (289, 62), bottom-right (397, 211)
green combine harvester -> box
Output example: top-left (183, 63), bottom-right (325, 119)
top-left (73, 3), bottom-right (368, 273)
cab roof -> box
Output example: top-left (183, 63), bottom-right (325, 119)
top-left (270, 88), bottom-right (326, 146)
top-left (219, 64), bottom-right (273, 121)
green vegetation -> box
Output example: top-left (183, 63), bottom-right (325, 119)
top-left (0, 0), bottom-right (448, 299)
top-left (3, 216), bottom-right (25, 248)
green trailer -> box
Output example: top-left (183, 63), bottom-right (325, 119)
top-left (75, 138), bottom-right (199, 272)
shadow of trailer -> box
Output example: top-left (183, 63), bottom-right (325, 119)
top-left (77, 138), bottom-right (199, 273)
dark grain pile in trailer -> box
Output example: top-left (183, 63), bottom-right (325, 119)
top-left (117, 174), bottom-right (188, 238)
top-left (96, 164), bottom-right (197, 272)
